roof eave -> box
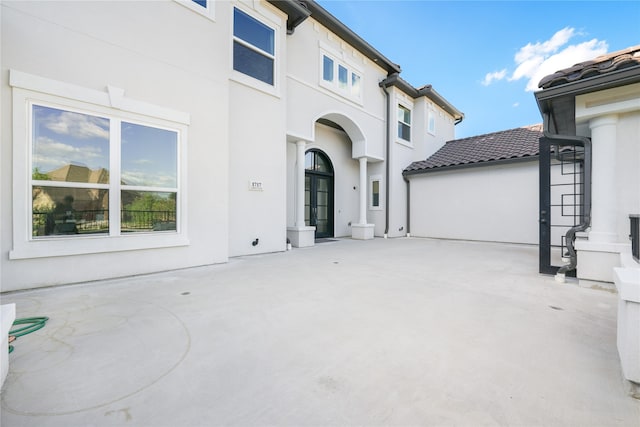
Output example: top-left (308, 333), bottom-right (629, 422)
top-left (268, 0), bottom-right (401, 75)
top-left (266, 0), bottom-right (311, 34)
top-left (382, 74), bottom-right (464, 123)
top-left (535, 65), bottom-right (640, 113)
top-left (403, 155), bottom-right (539, 177)
top-left (418, 85), bottom-right (464, 124)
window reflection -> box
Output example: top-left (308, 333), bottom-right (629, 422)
top-left (32, 105), bottom-right (109, 184)
top-left (121, 191), bottom-right (176, 232)
top-left (121, 122), bottom-right (177, 188)
top-left (32, 186), bottom-right (109, 237)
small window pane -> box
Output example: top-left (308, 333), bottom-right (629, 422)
top-left (398, 105), bottom-right (411, 124)
top-left (428, 113), bottom-right (436, 134)
top-left (315, 154), bottom-right (329, 173)
top-left (323, 56), bottom-right (334, 82)
top-left (304, 176), bottom-right (310, 224)
top-left (398, 123), bottom-right (411, 141)
top-left (121, 191), bottom-right (176, 233)
top-left (32, 186), bottom-right (109, 237)
top-left (233, 42), bottom-right (274, 85)
top-left (121, 122), bottom-right (178, 188)
top-left (305, 151), bottom-right (314, 170)
top-left (32, 105), bottom-right (110, 184)
top-left (191, 0), bottom-right (207, 8)
top-left (234, 8), bottom-right (274, 55)
top-left (338, 65), bottom-right (348, 89)
top-left (372, 180), bottom-right (380, 207)
top-left (351, 73), bottom-right (361, 97)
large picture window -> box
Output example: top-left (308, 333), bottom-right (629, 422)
top-left (10, 70), bottom-right (189, 260)
top-left (233, 8), bottom-right (275, 85)
top-left (31, 104), bottom-right (179, 238)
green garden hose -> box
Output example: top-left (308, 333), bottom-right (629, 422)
top-left (8, 316), bottom-right (49, 354)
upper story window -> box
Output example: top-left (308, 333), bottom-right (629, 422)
top-left (175, 0), bottom-right (215, 20)
top-left (320, 52), bottom-right (362, 102)
top-left (233, 8), bottom-right (275, 86)
top-left (397, 105), bottom-right (411, 142)
top-left (428, 111), bottom-right (436, 135)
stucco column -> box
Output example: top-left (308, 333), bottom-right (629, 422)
top-left (295, 140), bottom-right (306, 228)
top-left (588, 114), bottom-right (618, 243)
top-left (287, 140), bottom-right (315, 247)
top-left (358, 156), bottom-right (367, 225)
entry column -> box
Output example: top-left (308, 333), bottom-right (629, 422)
top-left (352, 156), bottom-right (374, 240)
top-left (575, 114), bottom-right (625, 285)
top-left (587, 115), bottom-right (618, 242)
top-left (286, 140), bottom-right (315, 247)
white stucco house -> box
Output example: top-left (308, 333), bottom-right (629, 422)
top-left (0, 0), bottom-right (463, 291)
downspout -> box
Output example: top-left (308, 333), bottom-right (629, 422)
top-left (379, 75), bottom-right (395, 238)
top-left (541, 111), bottom-right (592, 282)
top-left (403, 173), bottom-right (410, 237)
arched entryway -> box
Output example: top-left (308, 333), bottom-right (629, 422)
top-left (305, 149), bottom-right (334, 239)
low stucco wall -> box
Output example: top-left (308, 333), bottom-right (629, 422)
top-left (408, 161), bottom-right (539, 244)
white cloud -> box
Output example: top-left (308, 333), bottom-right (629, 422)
top-left (121, 170), bottom-right (176, 187)
top-left (509, 27), bottom-right (608, 91)
top-left (43, 110), bottom-right (109, 140)
top-left (33, 136), bottom-right (106, 171)
top-left (514, 27), bottom-right (576, 65)
top-left (482, 69), bottom-right (507, 86)
top-left (513, 102), bottom-right (520, 108)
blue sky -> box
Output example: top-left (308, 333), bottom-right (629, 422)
top-left (33, 105), bottom-right (177, 188)
top-left (317, 0), bottom-right (640, 139)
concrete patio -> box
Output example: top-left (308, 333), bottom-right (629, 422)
top-left (1, 237), bottom-right (639, 426)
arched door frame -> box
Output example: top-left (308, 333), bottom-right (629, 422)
top-left (305, 149), bottom-right (334, 239)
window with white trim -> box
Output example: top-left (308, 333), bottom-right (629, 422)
top-left (233, 8), bottom-right (275, 85)
top-left (369, 175), bottom-right (383, 210)
top-left (10, 70), bottom-right (189, 260)
top-left (320, 53), bottom-right (362, 101)
top-left (397, 104), bottom-right (411, 142)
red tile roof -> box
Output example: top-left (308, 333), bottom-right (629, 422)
top-left (404, 124), bottom-right (542, 174)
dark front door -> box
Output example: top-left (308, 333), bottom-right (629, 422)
top-left (304, 150), bottom-right (334, 239)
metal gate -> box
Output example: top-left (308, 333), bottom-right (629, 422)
top-left (539, 137), bottom-right (589, 275)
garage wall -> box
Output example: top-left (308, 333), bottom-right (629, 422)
top-left (408, 161), bottom-right (539, 244)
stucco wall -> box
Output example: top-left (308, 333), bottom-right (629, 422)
top-left (409, 161), bottom-right (539, 244)
top-left (386, 88), bottom-right (457, 238)
top-left (318, 123), bottom-right (360, 237)
top-left (615, 111), bottom-right (640, 242)
top-left (227, 2), bottom-right (287, 257)
top-left (1, 1), bottom-right (230, 290)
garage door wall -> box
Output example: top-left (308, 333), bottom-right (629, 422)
top-left (409, 161), bottom-right (539, 244)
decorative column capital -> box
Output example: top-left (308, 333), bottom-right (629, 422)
top-left (589, 114), bottom-right (618, 130)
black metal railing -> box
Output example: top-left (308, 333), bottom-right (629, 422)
top-left (33, 209), bottom-right (109, 235)
top-left (121, 209), bottom-right (176, 231)
top-left (33, 209), bottom-right (176, 235)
